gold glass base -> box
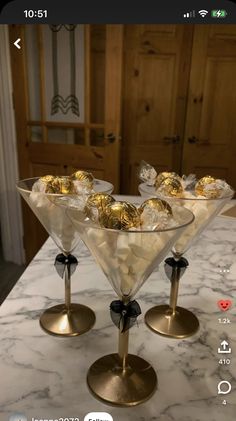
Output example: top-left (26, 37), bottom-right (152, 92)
top-left (87, 353), bottom-right (157, 407)
top-left (40, 303), bottom-right (96, 337)
top-left (145, 305), bottom-right (199, 339)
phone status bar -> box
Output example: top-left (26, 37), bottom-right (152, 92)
top-left (0, 0), bottom-right (236, 23)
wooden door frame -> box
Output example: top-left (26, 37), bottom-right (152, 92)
top-left (9, 24), bottom-right (124, 185)
top-left (9, 24), bottom-right (37, 262)
top-left (9, 24), bottom-right (124, 262)
top-left (104, 25), bottom-right (123, 192)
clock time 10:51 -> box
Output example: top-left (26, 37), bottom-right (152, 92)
top-left (24, 10), bottom-right (48, 18)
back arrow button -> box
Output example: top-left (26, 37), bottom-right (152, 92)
top-left (14, 38), bottom-right (21, 50)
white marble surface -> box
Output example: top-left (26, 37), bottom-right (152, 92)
top-left (0, 198), bottom-right (236, 421)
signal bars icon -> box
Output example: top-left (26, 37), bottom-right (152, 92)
top-left (183, 10), bottom-right (195, 18)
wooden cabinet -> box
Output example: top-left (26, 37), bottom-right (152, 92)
top-left (182, 25), bottom-right (236, 186)
top-left (122, 24), bottom-right (236, 194)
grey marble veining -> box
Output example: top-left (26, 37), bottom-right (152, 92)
top-left (0, 198), bottom-right (236, 421)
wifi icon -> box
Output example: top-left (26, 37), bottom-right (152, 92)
top-left (198, 9), bottom-right (208, 17)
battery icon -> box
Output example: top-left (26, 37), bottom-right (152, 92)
top-left (211, 10), bottom-right (227, 18)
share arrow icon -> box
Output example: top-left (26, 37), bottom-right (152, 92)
top-left (218, 340), bottom-right (231, 354)
top-left (14, 38), bottom-right (21, 50)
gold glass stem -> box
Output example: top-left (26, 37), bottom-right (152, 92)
top-left (169, 265), bottom-right (181, 315)
top-left (118, 329), bottom-right (129, 372)
top-left (65, 264), bottom-right (71, 310)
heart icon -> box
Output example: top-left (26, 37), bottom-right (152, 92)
top-left (217, 299), bottom-right (232, 312)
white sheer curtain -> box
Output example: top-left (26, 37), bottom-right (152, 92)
top-left (0, 25), bottom-right (25, 265)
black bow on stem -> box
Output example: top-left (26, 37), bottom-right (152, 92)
top-left (54, 253), bottom-right (78, 278)
top-left (110, 300), bottom-right (142, 332)
top-left (164, 257), bottom-right (189, 281)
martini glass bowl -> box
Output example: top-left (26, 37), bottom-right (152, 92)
top-left (67, 204), bottom-right (194, 406)
top-left (17, 177), bottom-right (113, 337)
top-left (139, 182), bottom-right (234, 338)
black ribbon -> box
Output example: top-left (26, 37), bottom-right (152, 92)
top-left (165, 257), bottom-right (189, 268)
top-left (164, 257), bottom-right (189, 281)
top-left (110, 300), bottom-right (141, 332)
top-left (54, 253), bottom-right (78, 278)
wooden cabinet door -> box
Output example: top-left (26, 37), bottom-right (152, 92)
top-left (9, 24), bottom-right (123, 262)
top-left (182, 24), bottom-right (236, 191)
top-left (122, 25), bottom-right (193, 194)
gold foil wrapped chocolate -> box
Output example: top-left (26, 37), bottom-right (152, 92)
top-left (40, 175), bottom-right (55, 184)
top-left (42, 176), bottom-right (74, 194)
top-left (85, 193), bottom-right (115, 221)
top-left (158, 177), bottom-right (183, 197)
top-left (139, 198), bottom-right (173, 230)
top-left (39, 175), bottom-right (74, 194)
top-left (71, 170), bottom-right (94, 188)
top-left (139, 198), bottom-right (172, 216)
top-left (39, 175), bottom-right (56, 193)
top-left (100, 201), bottom-right (141, 230)
top-left (195, 176), bottom-right (221, 198)
top-left (155, 172), bottom-right (181, 189)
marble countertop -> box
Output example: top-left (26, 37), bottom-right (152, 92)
top-left (0, 198), bottom-right (236, 421)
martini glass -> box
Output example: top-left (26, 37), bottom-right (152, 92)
top-left (17, 177), bottom-right (113, 337)
top-left (139, 182), bottom-right (234, 338)
top-left (67, 204), bottom-right (194, 406)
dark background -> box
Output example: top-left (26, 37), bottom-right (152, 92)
top-left (1, 0), bottom-right (236, 23)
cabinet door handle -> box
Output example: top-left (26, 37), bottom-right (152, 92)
top-left (163, 135), bottom-right (180, 144)
top-left (188, 136), bottom-right (199, 144)
top-left (105, 133), bottom-right (122, 144)
top-left (105, 133), bottom-right (116, 143)
top-left (188, 137), bottom-right (209, 145)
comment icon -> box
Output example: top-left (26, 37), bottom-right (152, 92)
top-left (217, 380), bottom-right (232, 395)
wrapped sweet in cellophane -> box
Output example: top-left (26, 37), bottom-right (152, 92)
top-left (17, 172), bottom-right (113, 254)
top-left (138, 161), bottom-right (234, 256)
top-left (67, 195), bottom-right (194, 299)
